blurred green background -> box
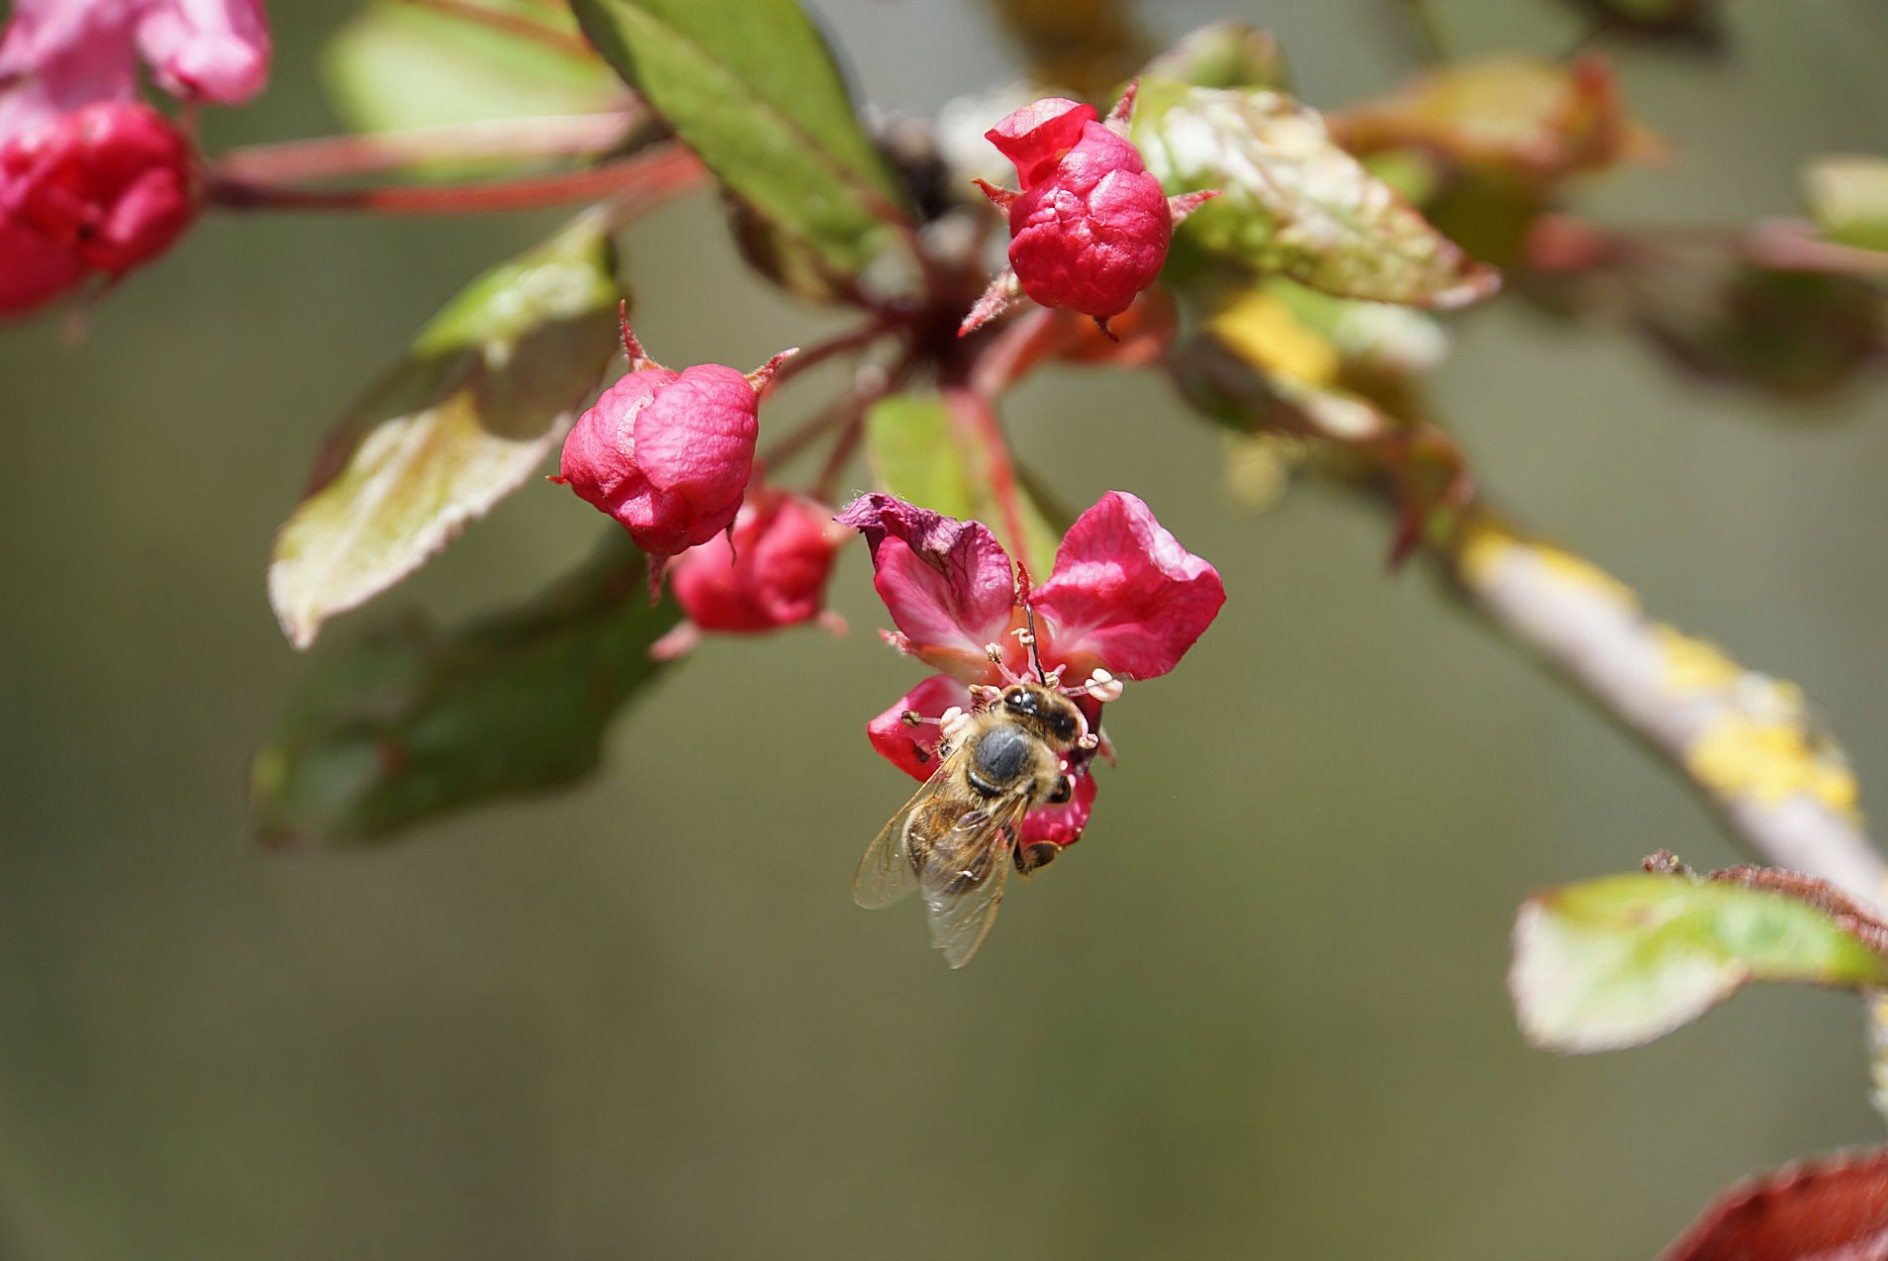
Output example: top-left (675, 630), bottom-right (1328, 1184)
top-left (2, 1), bottom-right (1887, 1257)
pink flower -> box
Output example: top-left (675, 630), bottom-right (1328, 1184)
top-left (652, 485), bottom-right (850, 657)
top-left (839, 490), bottom-right (1225, 849)
top-left (0, 0), bottom-right (270, 316)
top-left (962, 84), bottom-right (1216, 338)
top-left (0, 1), bottom-right (270, 132)
top-left (553, 316), bottom-right (795, 576)
top-left (136, 0), bottom-right (272, 106)
top-left (0, 99), bottom-right (196, 315)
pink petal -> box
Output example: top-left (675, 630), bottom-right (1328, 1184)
top-left (837, 494), bottom-right (1018, 676)
top-left (0, 0), bottom-right (140, 137)
top-left (631, 363), bottom-right (758, 509)
top-left (670, 489), bottom-right (846, 634)
top-left (1019, 769), bottom-right (1096, 848)
top-left (985, 97), bottom-right (1097, 190)
top-left (866, 675), bottom-right (972, 783)
top-left (134, 0), bottom-right (271, 105)
top-left (1030, 491), bottom-right (1225, 680)
top-left (0, 211), bottom-right (84, 314)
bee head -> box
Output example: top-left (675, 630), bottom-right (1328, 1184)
top-left (1002, 684), bottom-right (1082, 745)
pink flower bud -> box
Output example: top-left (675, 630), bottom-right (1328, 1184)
top-left (962, 86), bottom-right (1216, 338)
top-left (989, 98), bottom-right (1171, 321)
top-left (0, 99), bottom-right (195, 315)
top-left (553, 320), bottom-right (795, 565)
top-left (669, 487), bottom-right (848, 634)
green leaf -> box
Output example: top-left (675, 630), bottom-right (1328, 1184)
top-left (269, 215), bottom-right (623, 650)
top-left (252, 533), bottom-right (680, 847)
top-left (1133, 80), bottom-right (1500, 309)
top-left (866, 391), bottom-right (1064, 580)
top-left (1142, 21), bottom-right (1291, 92)
top-left (570, 0), bottom-right (910, 279)
top-left (1806, 155), bottom-right (1888, 254)
top-left (322, 0), bottom-right (623, 138)
top-left (1510, 871), bottom-right (1888, 1053)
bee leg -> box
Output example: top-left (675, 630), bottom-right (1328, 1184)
top-left (1015, 840), bottom-right (1060, 875)
top-left (1046, 774), bottom-right (1072, 805)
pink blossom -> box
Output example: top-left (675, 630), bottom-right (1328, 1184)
top-left (655, 486), bottom-right (849, 653)
top-left (839, 490), bottom-right (1224, 849)
top-left (136, 0), bottom-right (272, 106)
top-left (0, 100), bottom-right (195, 314)
top-left (963, 86), bottom-right (1217, 337)
top-left (0, 0), bottom-right (270, 129)
top-left (0, 2), bottom-right (139, 136)
top-left (864, 674), bottom-right (1103, 849)
top-left (553, 320), bottom-right (794, 573)
top-left (0, 0), bottom-right (270, 316)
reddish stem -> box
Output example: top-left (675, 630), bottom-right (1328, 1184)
top-left (812, 404), bottom-right (869, 505)
top-left (947, 389), bottom-right (1031, 568)
top-left (212, 113), bottom-right (641, 184)
top-left (400, 0), bottom-right (594, 57)
top-left (204, 144), bottom-right (704, 217)
top-left (966, 305), bottom-right (1061, 397)
top-left (768, 315), bottom-right (910, 390)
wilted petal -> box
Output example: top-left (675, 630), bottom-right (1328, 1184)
top-left (1030, 491), bottom-right (1225, 680)
top-left (866, 675), bottom-right (971, 782)
top-left (837, 493), bottom-right (1018, 675)
top-left (134, 0), bottom-right (271, 105)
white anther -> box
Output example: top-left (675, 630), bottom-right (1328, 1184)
top-left (1085, 668), bottom-right (1125, 704)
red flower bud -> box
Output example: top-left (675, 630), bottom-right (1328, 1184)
top-left (992, 97), bottom-right (1170, 322)
top-left (0, 99), bottom-right (195, 315)
top-left (962, 85), bottom-right (1216, 339)
top-left (553, 318), bottom-right (794, 568)
top-left (669, 487), bottom-right (848, 635)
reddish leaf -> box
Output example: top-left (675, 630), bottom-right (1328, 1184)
top-left (1663, 1150), bottom-right (1888, 1261)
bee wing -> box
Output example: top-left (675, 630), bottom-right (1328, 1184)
top-left (853, 773), bottom-right (945, 909)
top-left (920, 794), bottom-right (1031, 969)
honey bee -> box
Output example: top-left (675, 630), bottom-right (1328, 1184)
top-left (853, 680), bottom-right (1092, 968)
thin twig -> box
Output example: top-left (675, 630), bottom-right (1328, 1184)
top-left (211, 112), bottom-right (641, 184)
top-left (205, 144), bottom-right (703, 217)
top-left (768, 316), bottom-right (910, 391)
top-left (1429, 508), bottom-right (1885, 903)
top-left (948, 390), bottom-right (1031, 570)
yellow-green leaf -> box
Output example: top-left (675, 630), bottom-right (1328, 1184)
top-left (1806, 155), bottom-right (1888, 254)
top-left (269, 216), bottom-right (623, 649)
top-left (1511, 871), bottom-right (1888, 1053)
top-left (323, 0), bottom-right (623, 137)
top-left (1134, 79), bottom-right (1499, 309)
